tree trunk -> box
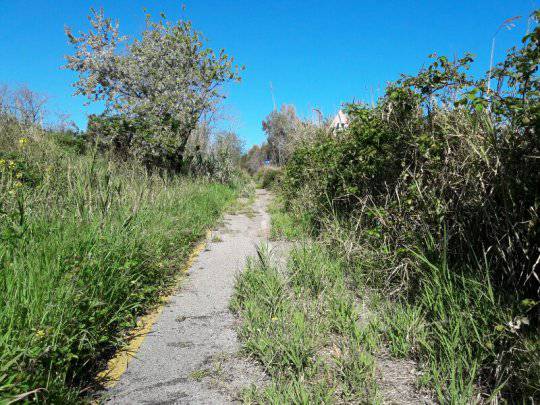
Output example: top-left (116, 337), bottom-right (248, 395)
top-left (171, 114), bottom-right (200, 173)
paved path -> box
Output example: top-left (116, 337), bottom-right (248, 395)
top-left (104, 190), bottom-right (270, 404)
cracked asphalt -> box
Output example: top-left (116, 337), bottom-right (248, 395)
top-left (103, 190), bottom-right (270, 404)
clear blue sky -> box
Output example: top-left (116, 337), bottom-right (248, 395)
top-left (1, 0), bottom-right (536, 148)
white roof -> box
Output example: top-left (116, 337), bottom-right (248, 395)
top-left (331, 110), bottom-right (349, 128)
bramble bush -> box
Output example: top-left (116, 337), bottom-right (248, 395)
top-left (280, 11), bottom-right (539, 401)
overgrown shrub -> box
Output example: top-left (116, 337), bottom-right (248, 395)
top-left (284, 24), bottom-right (539, 296)
top-left (279, 11), bottom-right (540, 401)
top-left (255, 166), bottom-right (282, 189)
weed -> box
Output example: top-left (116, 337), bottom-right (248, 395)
top-left (268, 197), bottom-right (311, 241)
top-left (0, 130), bottom-right (237, 402)
top-left (269, 17), bottom-right (540, 401)
top-left (190, 368), bottom-right (212, 381)
top-left (233, 244), bottom-right (380, 403)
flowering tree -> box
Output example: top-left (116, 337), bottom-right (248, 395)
top-left (64, 8), bottom-right (242, 170)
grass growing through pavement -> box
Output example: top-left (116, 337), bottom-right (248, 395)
top-left (0, 135), bottom-right (237, 402)
top-left (246, 200), bottom-right (540, 403)
top-left (231, 243), bottom-right (381, 404)
top-left (373, 244), bottom-right (539, 403)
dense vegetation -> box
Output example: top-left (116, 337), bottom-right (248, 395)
top-left (0, 7), bottom-right (244, 403)
top-left (233, 243), bottom-right (384, 403)
top-left (0, 107), bottom-right (238, 403)
top-left (236, 11), bottom-right (539, 403)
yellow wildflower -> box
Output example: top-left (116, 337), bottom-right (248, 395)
top-left (14, 181), bottom-right (22, 188)
top-left (35, 329), bottom-right (45, 338)
top-left (18, 137), bottom-right (28, 147)
top-left (16, 172), bottom-right (23, 179)
top-left (8, 160), bottom-right (15, 169)
top-left (0, 159), bottom-right (5, 166)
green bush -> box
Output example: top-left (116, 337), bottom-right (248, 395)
top-left (279, 13), bottom-right (540, 401)
top-left (255, 166), bottom-right (282, 189)
top-left (284, 32), bottom-right (540, 296)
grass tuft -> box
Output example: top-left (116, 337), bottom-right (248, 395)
top-left (232, 244), bottom-right (381, 403)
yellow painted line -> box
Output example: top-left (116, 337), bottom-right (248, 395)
top-left (97, 230), bottom-right (211, 389)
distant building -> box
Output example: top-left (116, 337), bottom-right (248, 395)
top-left (330, 110), bottom-right (349, 132)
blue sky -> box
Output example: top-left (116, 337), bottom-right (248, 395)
top-left (1, 1), bottom-right (536, 148)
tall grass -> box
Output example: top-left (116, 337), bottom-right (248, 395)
top-left (372, 237), bottom-right (535, 403)
top-left (232, 245), bottom-right (380, 404)
top-left (0, 127), bottom-right (237, 402)
top-left (257, 176), bottom-right (540, 403)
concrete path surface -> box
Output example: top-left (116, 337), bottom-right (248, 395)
top-left (104, 190), bottom-right (270, 404)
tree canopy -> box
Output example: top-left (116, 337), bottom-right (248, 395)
top-left (65, 8), bottom-right (243, 170)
